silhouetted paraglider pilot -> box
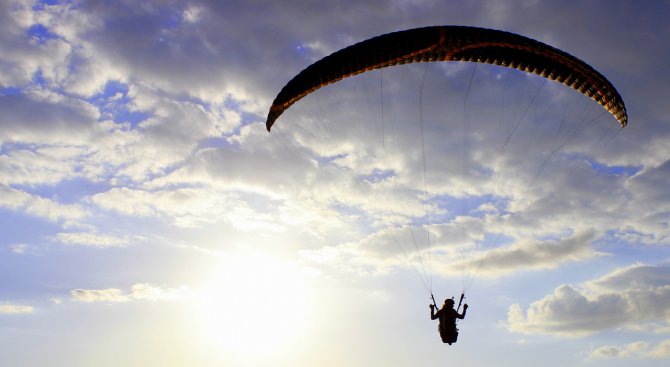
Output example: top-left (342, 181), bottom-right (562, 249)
top-left (430, 294), bottom-right (468, 345)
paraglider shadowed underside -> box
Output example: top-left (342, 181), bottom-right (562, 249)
top-left (266, 25), bottom-right (627, 131)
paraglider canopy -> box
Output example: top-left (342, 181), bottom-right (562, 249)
top-left (266, 26), bottom-right (627, 131)
top-left (263, 26), bottom-right (628, 346)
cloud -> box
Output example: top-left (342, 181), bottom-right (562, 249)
top-left (0, 3), bottom-right (669, 367)
top-left (70, 283), bottom-right (187, 303)
top-left (0, 0), bottom-right (73, 88)
top-left (70, 288), bottom-right (128, 303)
top-left (649, 340), bottom-right (670, 358)
top-left (587, 262), bottom-right (670, 293)
top-left (588, 345), bottom-right (629, 358)
top-left (1, 0), bottom-right (668, 303)
top-left (589, 340), bottom-right (670, 359)
top-left (0, 0), bottom-right (664, 256)
top-left (182, 4), bottom-right (204, 23)
top-left (90, 186), bottom-right (287, 230)
top-left (507, 263), bottom-right (670, 337)
top-left (9, 243), bottom-right (28, 254)
top-left (0, 303), bottom-right (35, 314)
top-left (506, 284), bottom-right (631, 336)
top-left (302, 225), bottom-right (605, 280)
top-left (53, 232), bottom-right (130, 248)
top-left (1, 0), bottom-right (663, 274)
top-left (443, 230), bottom-right (604, 277)
top-left (255, 57), bottom-right (648, 261)
top-left (0, 90), bottom-right (101, 146)
top-left (0, 184), bottom-right (87, 225)
top-left (0, 146), bottom-right (85, 186)
top-left (619, 160), bottom-right (670, 245)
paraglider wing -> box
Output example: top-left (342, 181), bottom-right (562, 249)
top-left (266, 26), bottom-right (627, 131)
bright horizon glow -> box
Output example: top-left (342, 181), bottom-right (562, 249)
top-left (193, 252), bottom-right (315, 359)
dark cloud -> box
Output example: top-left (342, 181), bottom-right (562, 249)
top-left (0, 92), bottom-right (99, 145)
top-left (627, 160), bottom-right (670, 210)
top-left (442, 230), bottom-right (603, 277)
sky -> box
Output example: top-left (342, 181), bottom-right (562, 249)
top-left (1, 0), bottom-right (670, 366)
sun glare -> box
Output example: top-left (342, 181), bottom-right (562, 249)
top-left (193, 252), bottom-right (314, 358)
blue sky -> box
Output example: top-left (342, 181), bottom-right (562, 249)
top-left (2, 1), bottom-right (670, 366)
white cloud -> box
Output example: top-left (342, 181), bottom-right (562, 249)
top-left (128, 283), bottom-right (186, 302)
top-left (0, 147), bottom-right (83, 186)
top-left (183, 5), bottom-right (204, 23)
top-left (9, 243), bottom-right (28, 254)
top-left (0, 303), bottom-right (35, 314)
top-left (588, 344), bottom-right (631, 358)
top-left (70, 288), bottom-right (128, 303)
top-left (588, 340), bottom-right (670, 359)
top-left (507, 263), bottom-right (670, 337)
top-left (649, 339), bottom-right (670, 358)
top-left (29, 1), bottom-right (116, 96)
top-left (90, 187), bottom-right (281, 230)
top-left (0, 0), bottom-right (73, 88)
top-left (507, 284), bottom-right (631, 336)
top-left (70, 283), bottom-right (187, 303)
top-left (0, 185), bottom-right (87, 224)
top-left (53, 232), bottom-right (130, 248)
